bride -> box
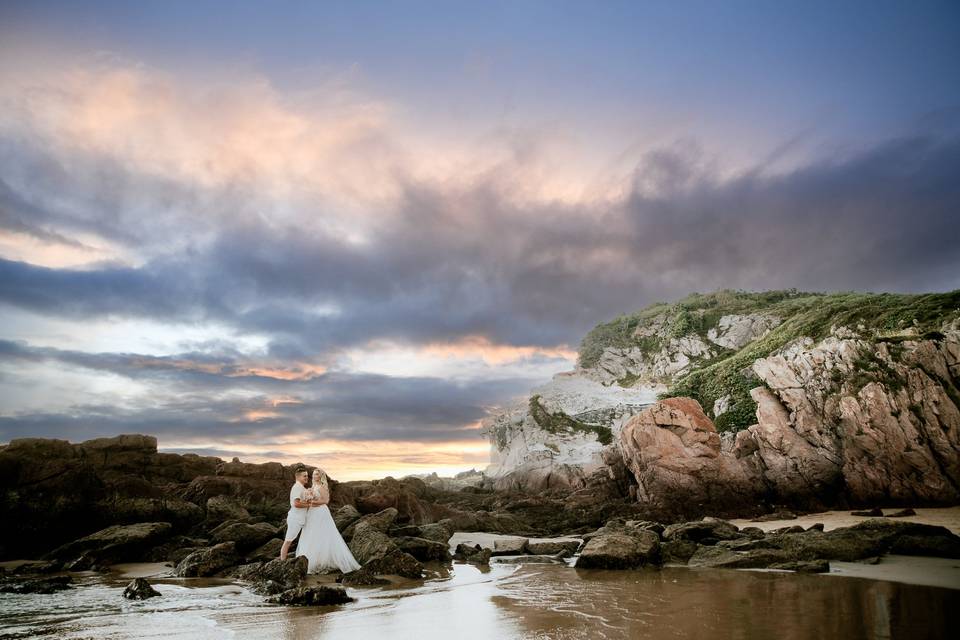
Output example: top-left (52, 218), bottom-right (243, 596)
top-left (296, 468), bottom-right (361, 574)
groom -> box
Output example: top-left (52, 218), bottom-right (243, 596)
top-left (280, 465), bottom-right (311, 560)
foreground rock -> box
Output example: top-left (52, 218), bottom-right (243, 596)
top-left (687, 519), bottom-right (960, 569)
top-left (266, 585), bottom-right (353, 606)
top-left (123, 578), bottom-right (160, 600)
top-left (575, 528), bottom-right (660, 569)
top-left (232, 556), bottom-right (308, 595)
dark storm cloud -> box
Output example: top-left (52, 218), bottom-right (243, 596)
top-left (1, 132), bottom-right (959, 356)
top-left (0, 339), bottom-right (529, 444)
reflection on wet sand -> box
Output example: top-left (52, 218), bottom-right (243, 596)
top-left (1, 563), bottom-right (957, 639)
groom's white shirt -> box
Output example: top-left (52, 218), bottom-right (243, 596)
top-left (287, 480), bottom-right (308, 526)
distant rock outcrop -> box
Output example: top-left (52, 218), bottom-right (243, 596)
top-left (486, 290), bottom-right (960, 515)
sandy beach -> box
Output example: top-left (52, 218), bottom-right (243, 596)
top-left (729, 506), bottom-right (960, 535)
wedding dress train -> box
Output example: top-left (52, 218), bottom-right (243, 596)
top-left (296, 504), bottom-right (361, 573)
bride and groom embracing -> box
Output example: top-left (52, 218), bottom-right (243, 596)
top-left (280, 466), bottom-right (360, 574)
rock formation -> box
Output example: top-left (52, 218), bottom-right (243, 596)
top-left (487, 290), bottom-right (960, 515)
top-left (618, 330), bottom-right (960, 516)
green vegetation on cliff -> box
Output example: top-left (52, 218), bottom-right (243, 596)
top-left (579, 289), bottom-right (960, 432)
top-left (528, 395), bottom-right (613, 446)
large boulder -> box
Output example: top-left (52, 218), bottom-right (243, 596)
top-left (347, 523), bottom-right (397, 565)
top-left (46, 522), bottom-right (173, 565)
top-left (232, 556), bottom-right (308, 594)
top-left (175, 541), bottom-right (239, 577)
top-left (575, 529), bottom-right (661, 569)
top-left (342, 508), bottom-right (398, 542)
top-left (333, 505), bottom-right (362, 532)
top-left (618, 398), bottom-right (759, 517)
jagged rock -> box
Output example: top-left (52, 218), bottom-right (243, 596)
top-left (453, 543), bottom-right (492, 565)
top-left (211, 522), bottom-right (277, 551)
top-left (266, 585), bottom-right (353, 606)
top-left (348, 523), bottom-right (397, 565)
top-left (491, 537), bottom-right (528, 556)
top-left (0, 575), bottom-right (73, 594)
top-left (619, 399), bottom-right (758, 516)
top-left (887, 508), bottom-right (917, 518)
top-left (333, 505), bottom-right (362, 532)
top-left (342, 508), bottom-right (398, 542)
top-left (350, 478), bottom-right (432, 524)
top-left (852, 508), bottom-right (884, 517)
top-left (232, 556), bottom-right (308, 594)
top-left (574, 530), bottom-right (661, 569)
top-left (175, 541), bottom-right (239, 577)
top-left (207, 496), bottom-right (250, 522)
top-left (394, 536), bottom-right (451, 562)
top-left (47, 522), bottom-right (173, 566)
top-left (123, 578), bottom-right (160, 600)
top-left (361, 549), bottom-right (423, 579)
top-left (707, 314), bottom-right (780, 350)
top-left (417, 521), bottom-right (455, 545)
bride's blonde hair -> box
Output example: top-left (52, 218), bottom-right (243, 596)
top-left (312, 467), bottom-right (329, 491)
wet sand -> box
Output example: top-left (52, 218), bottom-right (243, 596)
top-left (3, 561), bottom-right (958, 639)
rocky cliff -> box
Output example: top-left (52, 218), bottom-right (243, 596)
top-left (485, 290), bottom-right (960, 515)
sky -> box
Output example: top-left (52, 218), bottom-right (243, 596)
top-left (1, 1), bottom-right (959, 480)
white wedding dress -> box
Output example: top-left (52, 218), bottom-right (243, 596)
top-left (296, 504), bottom-right (361, 574)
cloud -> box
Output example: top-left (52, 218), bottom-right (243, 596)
top-left (1, 60), bottom-right (959, 469)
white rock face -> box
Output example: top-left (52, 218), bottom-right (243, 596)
top-left (483, 373), bottom-right (656, 491)
top-left (707, 314), bottom-right (781, 350)
top-left (584, 335), bottom-right (716, 387)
